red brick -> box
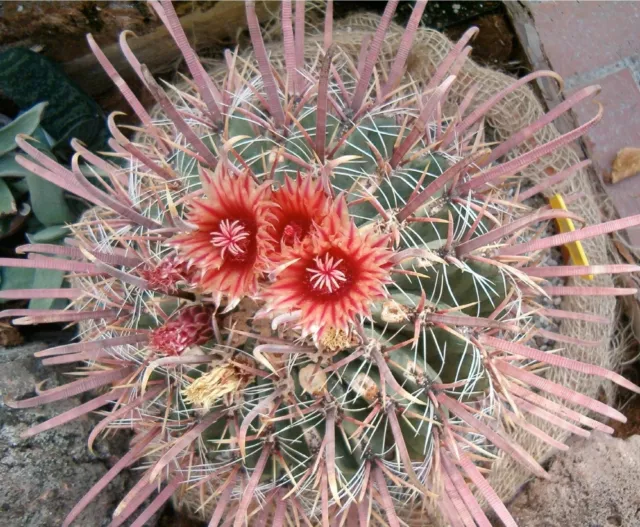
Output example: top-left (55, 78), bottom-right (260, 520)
top-left (571, 68), bottom-right (640, 244)
top-left (531, 1), bottom-right (640, 80)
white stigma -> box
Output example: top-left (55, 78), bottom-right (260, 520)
top-left (211, 219), bottom-right (250, 258)
top-left (307, 253), bottom-right (347, 293)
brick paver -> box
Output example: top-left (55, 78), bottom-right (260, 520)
top-left (571, 68), bottom-right (640, 176)
top-left (572, 68), bottom-right (640, 244)
top-left (511, 1), bottom-right (640, 245)
top-left (531, 1), bottom-right (640, 80)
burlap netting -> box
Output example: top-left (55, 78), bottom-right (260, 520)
top-left (143, 11), bottom-right (620, 523)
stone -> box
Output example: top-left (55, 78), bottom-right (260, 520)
top-left (508, 432), bottom-right (640, 527)
top-left (527, 1), bottom-right (640, 80)
top-left (607, 147), bottom-right (640, 185)
top-left (0, 342), bottom-right (155, 527)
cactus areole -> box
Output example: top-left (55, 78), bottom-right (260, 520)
top-left (3, 1), bottom-right (640, 526)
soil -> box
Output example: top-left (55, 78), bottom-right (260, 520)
top-left (611, 397), bottom-right (640, 439)
top-left (0, 323), bottom-right (22, 347)
top-left (157, 506), bottom-right (206, 527)
top-left (0, 1), bottom-right (160, 64)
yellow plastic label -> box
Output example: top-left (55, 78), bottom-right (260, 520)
top-left (548, 194), bottom-right (593, 280)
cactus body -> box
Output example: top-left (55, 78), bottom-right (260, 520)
top-left (3, 1), bottom-right (640, 526)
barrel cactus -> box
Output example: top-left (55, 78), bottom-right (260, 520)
top-left (3, 1), bottom-right (640, 526)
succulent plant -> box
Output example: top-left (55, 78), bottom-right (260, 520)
top-left (0, 48), bottom-right (109, 309)
top-left (3, 1), bottom-right (640, 526)
top-left (0, 103), bottom-right (77, 310)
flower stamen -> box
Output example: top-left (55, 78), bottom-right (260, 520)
top-left (307, 254), bottom-right (347, 293)
top-left (211, 219), bottom-right (250, 258)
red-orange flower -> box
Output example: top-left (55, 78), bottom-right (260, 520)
top-left (171, 169), bottom-right (276, 299)
top-left (264, 198), bottom-right (393, 336)
top-left (270, 175), bottom-right (331, 250)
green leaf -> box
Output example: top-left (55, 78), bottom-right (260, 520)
top-left (24, 213), bottom-right (43, 234)
top-left (26, 173), bottom-right (74, 226)
top-left (0, 267), bottom-right (35, 303)
top-left (0, 265), bottom-right (65, 309)
top-left (26, 224), bottom-right (69, 243)
top-left (0, 152), bottom-right (35, 178)
top-left (7, 177), bottom-right (29, 197)
top-left (0, 178), bottom-right (16, 217)
top-left (28, 269), bottom-right (65, 310)
top-left (13, 127), bottom-right (75, 226)
top-left (29, 125), bottom-right (55, 149)
top-left (0, 216), bottom-right (12, 238)
top-left (0, 102), bottom-right (47, 156)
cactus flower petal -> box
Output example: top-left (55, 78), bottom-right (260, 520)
top-left (265, 198), bottom-right (392, 336)
top-left (271, 174), bottom-right (332, 250)
top-left (171, 168), bottom-right (276, 299)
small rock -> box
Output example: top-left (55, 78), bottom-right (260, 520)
top-left (508, 432), bottom-right (640, 527)
top-left (607, 147), bottom-right (640, 184)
